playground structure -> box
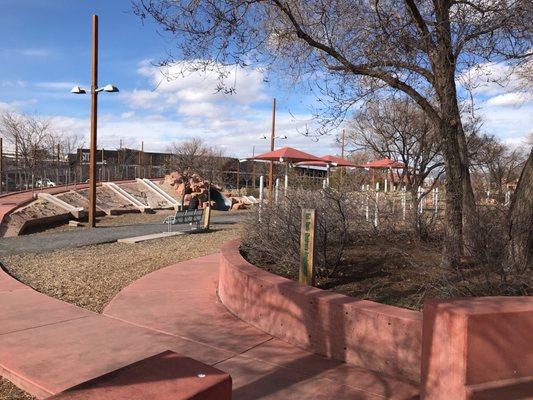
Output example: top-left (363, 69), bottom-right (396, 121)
top-left (0, 173), bottom-right (257, 237)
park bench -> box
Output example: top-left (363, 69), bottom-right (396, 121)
top-left (163, 209), bottom-right (204, 231)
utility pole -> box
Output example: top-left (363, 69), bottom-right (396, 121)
top-left (88, 14), bottom-right (99, 228)
top-left (252, 146), bottom-right (256, 189)
top-left (236, 159), bottom-right (240, 195)
top-left (56, 143), bottom-right (60, 186)
top-left (139, 141), bottom-right (144, 178)
top-left (0, 138), bottom-right (3, 194)
top-left (340, 129), bottom-right (345, 189)
top-left (268, 98), bottom-right (276, 199)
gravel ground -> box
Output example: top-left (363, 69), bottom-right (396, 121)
top-left (1, 221), bottom-right (242, 313)
top-left (0, 378), bottom-right (34, 400)
top-left (23, 209), bottom-right (248, 235)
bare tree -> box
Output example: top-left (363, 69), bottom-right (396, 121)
top-left (471, 135), bottom-right (527, 198)
top-left (348, 98), bottom-right (444, 232)
top-left (168, 138), bottom-right (229, 204)
top-left (134, 0), bottom-right (531, 266)
top-left (503, 149), bottom-right (532, 272)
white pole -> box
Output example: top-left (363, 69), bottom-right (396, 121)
top-left (418, 186), bottom-right (423, 215)
top-left (259, 175), bottom-right (264, 204)
top-left (284, 163), bottom-right (289, 198)
top-left (365, 191), bottom-right (369, 221)
top-left (275, 178), bottom-right (280, 205)
top-left (374, 191), bottom-right (379, 227)
top-left (326, 164), bottom-right (330, 187)
top-left (435, 188), bottom-right (439, 216)
top-left (375, 182), bottom-right (379, 191)
top-left (259, 175), bottom-right (264, 221)
top-left (402, 187), bottom-right (407, 220)
top-left (384, 179), bottom-right (388, 192)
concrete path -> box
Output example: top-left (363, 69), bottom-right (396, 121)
top-left (0, 253), bottom-right (418, 399)
top-left (0, 214), bottom-right (240, 256)
top-left (104, 254), bottom-right (419, 400)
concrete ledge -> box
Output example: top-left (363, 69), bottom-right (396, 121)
top-left (421, 297), bottom-right (533, 400)
top-left (49, 351), bottom-right (232, 400)
top-left (218, 239), bottom-right (422, 381)
top-left (118, 231), bottom-right (184, 244)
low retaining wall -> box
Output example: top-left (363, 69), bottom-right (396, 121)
top-left (421, 297), bottom-right (533, 400)
top-left (219, 240), bottom-right (423, 381)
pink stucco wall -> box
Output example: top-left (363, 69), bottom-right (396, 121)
top-left (218, 240), bottom-right (423, 381)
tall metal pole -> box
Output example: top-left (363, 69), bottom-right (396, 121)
top-left (340, 129), bottom-right (345, 189)
top-left (268, 98), bottom-right (276, 199)
top-left (56, 143), bottom-right (60, 186)
top-left (251, 146), bottom-right (256, 189)
top-left (0, 138), bottom-right (3, 194)
top-left (88, 14), bottom-right (99, 228)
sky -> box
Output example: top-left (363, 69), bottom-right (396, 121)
top-left (0, 0), bottom-right (531, 157)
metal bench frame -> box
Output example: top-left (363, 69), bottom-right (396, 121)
top-left (163, 209), bottom-right (204, 231)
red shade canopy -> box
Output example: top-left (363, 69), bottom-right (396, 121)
top-left (296, 154), bottom-right (357, 167)
top-left (251, 147), bottom-right (323, 163)
top-left (358, 158), bottom-right (405, 169)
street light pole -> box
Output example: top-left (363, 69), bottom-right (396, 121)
top-left (88, 14), bottom-right (99, 228)
top-left (268, 98), bottom-right (276, 199)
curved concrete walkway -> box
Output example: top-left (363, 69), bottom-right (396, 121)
top-left (104, 254), bottom-right (419, 400)
top-left (0, 253), bottom-right (418, 399)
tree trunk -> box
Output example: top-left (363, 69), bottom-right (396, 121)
top-left (457, 122), bottom-right (479, 256)
top-left (440, 120), bottom-right (464, 268)
top-left (503, 149), bottom-right (533, 273)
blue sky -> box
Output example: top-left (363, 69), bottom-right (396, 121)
top-left (0, 0), bottom-right (531, 156)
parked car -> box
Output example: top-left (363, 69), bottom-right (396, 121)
top-left (1, 177), bottom-right (18, 192)
top-left (35, 179), bottom-right (57, 188)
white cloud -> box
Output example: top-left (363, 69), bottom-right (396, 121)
top-left (485, 91), bottom-right (532, 106)
top-left (34, 81), bottom-right (78, 90)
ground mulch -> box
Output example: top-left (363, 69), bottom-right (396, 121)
top-left (247, 237), bottom-right (531, 311)
top-left (2, 221), bottom-right (241, 313)
top-left (0, 378), bottom-right (35, 400)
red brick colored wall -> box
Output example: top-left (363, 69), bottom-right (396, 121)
top-left (219, 240), bottom-right (422, 382)
top-left (421, 297), bottom-right (533, 400)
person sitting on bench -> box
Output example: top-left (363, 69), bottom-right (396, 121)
top-left (188, 194), bottom-right (200, 210)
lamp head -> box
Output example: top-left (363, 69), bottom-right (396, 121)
top-left (70, 86), bottom-right (87, 94)
top-left (102, 84), bottom-right (119, 93)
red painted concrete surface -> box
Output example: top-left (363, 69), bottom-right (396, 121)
top-left (104, 254), bottom-right (419, 399)
top-left (49, 351), bottom-right (232, 400)
top-left (421, 297), bottom-right (533, 400)
top-left (219, 240), bottom-right (422, 382)
top-left (0, 255), bottom-right (419, 399)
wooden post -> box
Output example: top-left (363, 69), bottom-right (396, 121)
top-left (88, 14), bottom-right (99, 228)
top-left (299, 208), bottom-right (316, 286)
top-left (268, 98), bottom-right (276, 199)
top-left (203, 205), bottom-right (211, 230)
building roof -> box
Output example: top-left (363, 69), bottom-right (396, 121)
top-left (251, 147), bottom-right (323, 163)
top-left (358, 158), bottom-right (405, 169)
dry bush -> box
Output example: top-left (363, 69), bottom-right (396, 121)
top-left (242, 188), bottom-right (373, 279)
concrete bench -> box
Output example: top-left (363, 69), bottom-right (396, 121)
top-left (49, 351), bottom-right (232, 400)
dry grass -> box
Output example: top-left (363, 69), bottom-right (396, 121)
top-left (2, 221), bottom-right (242, 313)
